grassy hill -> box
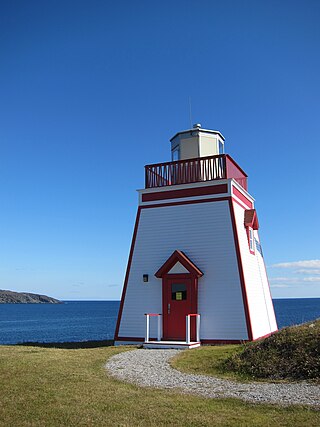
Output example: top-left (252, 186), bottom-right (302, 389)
top-left (172, 319), bottom-right (320, 382)
top-left (224, 319), bottom-right (320, 380)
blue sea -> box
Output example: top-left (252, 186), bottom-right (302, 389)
top-left (0, 299), bottom-right (319, 345)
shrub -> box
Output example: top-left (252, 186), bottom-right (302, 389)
top-left (223, 319), bottom-right (320, 380)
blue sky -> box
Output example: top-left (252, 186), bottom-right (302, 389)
top-left (0, 0), bottom-right (319, 300)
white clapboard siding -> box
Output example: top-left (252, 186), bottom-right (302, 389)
top-left (233, 201), bottom-right (278, 339)
top-left (118, 200), bottom-right (249, 340)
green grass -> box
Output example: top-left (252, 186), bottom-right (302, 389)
top-left (170, 344), bottom-right (246, 380)
top-left (0, 345), bottom-right (319, 426)
top-left (172, 320), bottom-right (320, 382)
top-left (224, 319), bottom-right (320, 381)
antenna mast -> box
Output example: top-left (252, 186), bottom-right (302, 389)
top-left (189, 96), bottom-right (193, 128)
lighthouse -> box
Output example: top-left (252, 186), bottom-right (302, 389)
top-left (115, 124), bottom-right (278, 348)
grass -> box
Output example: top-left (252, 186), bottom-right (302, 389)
top-left (172, 319), bottom-right (320, 382)
top-left (224, 319), bottom-right (320, 380)
top-left (0, 345), bottom-right (319, 426)
top-left (170, 344), bottom-right (246, 380)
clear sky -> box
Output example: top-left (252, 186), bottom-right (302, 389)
top-left (0, 0), bottom-right (319, 300)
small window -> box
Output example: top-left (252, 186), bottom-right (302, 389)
top-left (171, 283), bottom-right (187, 300)
top-left (248, 227), bottom-right (255, 254)
top-left (172, 147), bottom-right (180, 161)
top-left (218, 140), bottom-right (224, 154)
top-left (255, 239), bottom-right (263, 257)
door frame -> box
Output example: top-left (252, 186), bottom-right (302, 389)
top-left (154, 250), bottom-right (203, 341)
top-left (162, 273), bottom-right (198, 340)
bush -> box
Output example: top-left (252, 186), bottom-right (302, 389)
top-left (223, 319), bottom-right (320, 380)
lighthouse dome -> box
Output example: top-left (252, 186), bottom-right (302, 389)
top-left (170, 124), bottom-right (225, 161)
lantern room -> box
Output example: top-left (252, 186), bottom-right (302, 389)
top-left (170, 123), bottom-right (225, 161)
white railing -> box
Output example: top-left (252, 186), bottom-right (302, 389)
top-left (145, 313), bottom-right (200, 344)
top-left (186, 314), bottom-right (201, 344)
top-left (145, 313), bottom-right (162, 342)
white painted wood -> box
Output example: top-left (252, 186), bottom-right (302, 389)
top-left (231, 180), bottom-right (255, 203)
top-left (145, 315), bottom-right (150, 342)
top-left (186, 314), bottom-right (200, 343)
top-left (186, 316), bottom-right (190, 344)
top-left (157, 315), bottom-right (162, 341)
top-left (167, 261), bottom-right (189, 274)
top-left (143, 341), bottom-right (200, 349)
top-left (170, 127), bottom-right (224, 161)
top-left (199, 135), bottom-right (219, 157)
top-left (145, 314), bottom-right (162, 342)
top-left (196, 315), bottom-right (200, 342)
top-left (118, 199), bottom-right (249, 341)
top-left (233, 200), bottom-right (278, 339)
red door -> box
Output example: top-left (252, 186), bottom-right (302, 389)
top-left (163, 276), bottom-right (194, 341)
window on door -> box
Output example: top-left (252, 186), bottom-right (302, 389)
top-left (171, 283), bottom-right (187, 300)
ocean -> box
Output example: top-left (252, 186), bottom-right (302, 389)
top-left (0, 298), bottom-right (319, 345)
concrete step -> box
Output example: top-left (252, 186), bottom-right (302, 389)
top-left (143, 340), bottom-right (200, 349)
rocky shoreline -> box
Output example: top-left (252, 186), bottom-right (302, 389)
top-left (0, 289), bottom-right (61, 304)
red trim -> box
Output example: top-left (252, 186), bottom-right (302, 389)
top-left (142, 196), bottom-right (230, 210)
top-left (233, 197), bottom-right (249, 210)
top-left (145, 313), bottom-right (161, 316)
top-left (201, 339), bottom-right (248, 345)
top-left (244, 209), bottom-right (259, 230)
top-left (155, 250), bottom-right (203, 278)
top-left (225, 155), bottom-right (248, 179)
top-left (162, 274), bottom-right (197, 340)
top-left (233, 198), bottom-right (278, 333)
top-left (232, 187), bottom-right (253, 209)
top-left (114, 207), bottom-right (141, 341)
top-left (145, 154), bottom-right (247, 190)
top-left (229, 199), bottom-right (253, 341)
top-left (142, 184), bottom-right (228, 202)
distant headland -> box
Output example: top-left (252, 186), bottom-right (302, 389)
top-left (0, 289), bottom-right (61, 304)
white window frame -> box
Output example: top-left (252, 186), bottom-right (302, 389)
top-left (218, 139), bottom-right (224, 154)
top-left (248, 227), bottom-right (255, 254)
top-left (172, 147), bottom-right (180, 161)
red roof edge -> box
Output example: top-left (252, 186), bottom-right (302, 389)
top-left (155, 250), bottom-right (203, 278)
top-left (244, 209), bottom-right (259, 230)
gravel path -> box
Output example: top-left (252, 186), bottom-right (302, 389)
top-left (106, 348), bottom-right (320, 407)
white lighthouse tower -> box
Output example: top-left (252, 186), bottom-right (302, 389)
top-left (115, 124), bottom-right (278, 348)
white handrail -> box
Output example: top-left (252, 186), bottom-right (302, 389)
top-left (145, 313), bottom-right (200, 344)
top-left (196, 314), bottom-right (200, 342)
top-left (186, 316), bottom-right (190, 344)
top-left (186, 314), bottom-right (200, 344)
top-left (145, 314), bottom-right (162, 342)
